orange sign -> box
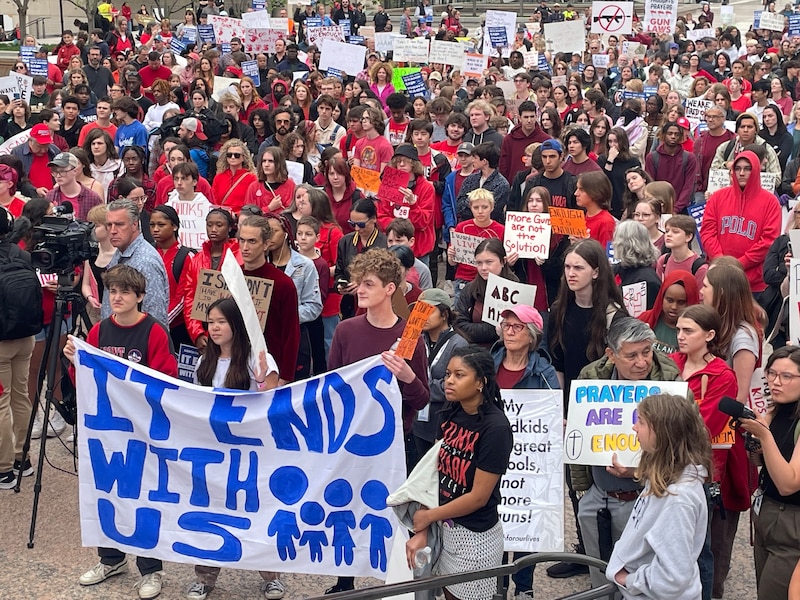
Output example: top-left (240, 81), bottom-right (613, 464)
top-left (395, 301), bottom-right (436, 359)
top-left (548, 207), bottom-right (589, 237)
top-left (351, 165), bottom-right (381, 194)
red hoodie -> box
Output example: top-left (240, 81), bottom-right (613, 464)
top-left (700, 150), bottom-right (781, 293)
top-left (669, 352), bottom-right (751, 511)
top-left (638, 270), bottom-right (700, 353)
top-left (498, 123), bottom-right (550, 183)
top-left (376, 174), bottom-right (436, 257)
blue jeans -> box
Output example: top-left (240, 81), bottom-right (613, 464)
top-left (452, 279), bottom-right (468, 307)
top-left (322, 315), bottom-right (339, 356)
top-left (698, 500), bottom-right (714, 600)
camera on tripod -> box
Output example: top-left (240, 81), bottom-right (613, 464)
top-left (29, 216), bottom-right (98, 274)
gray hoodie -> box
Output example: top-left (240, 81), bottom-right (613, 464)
top-left (606, 465), bottom-right (708, 600)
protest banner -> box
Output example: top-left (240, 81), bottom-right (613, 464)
top-left (591, 1), bottom-right (634, 34)
top-left (392, 37), bottom-right (430, 63)
top-left (481, 273), bottom-right (537, 327)
top-left (428, 40), bottom-right (465, 68)
top-left (396, 302), bottom-right (436, 360)
top-left (307, 25), bottom-right (345, 47)
top-left (241, 60), bottom-right (260, 87)
top-left (564, 379), bottom-right (690, 467)
top-left (543, 20), bottom-right (585, 56)
top-left (644, 0), bottom-right (677, 34)
top-left (374, 32), bottom-right (403, 53)
top-left (190, 269), bottom-right (273, 328)
top-left (548, 207), bottom-right (588, 237)
top-left (242, 9), bottom-right (271, 28)
top-left (462, 53), bottom-right (489, 79)
top-left (391, 67), bottom-right (421, 92)
top-left (759, 11), bottom-right (784, 31)
top-left (622, 281), bottom-right (647, 318)
top-left (319, 39), bottom-right (366, 77)
top-left (450, 231), bottom-right (482, 266)
top-left (401, 71), bottom-right (426, 96)
top-left (504, 211), bottom-right (552, 259)
top-left (684, 97), bottom-right (712, 127)
top-left (500, 389), bottom-right (564, 553)
top-left (167, 197), bottom-right (213, 249)
top-left (208, 15), bottom-right (246, 43)
top-left (488, 27), bottom-right (508, 48)
top-left (351, 165), bottom-right (381, 194)
top-left (245, 28), bottom-right (285, 54)
top-left (177, 344), bottom-right (200, 382)
top-left (591, 54), bottom-right (610, 68)
top-left (73, 340), bottom-right (406, 577)
top-left (377, 167), bottom-right (411, 209)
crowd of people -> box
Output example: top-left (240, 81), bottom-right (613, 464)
top-left (3, 0), bottom-right (800, 599)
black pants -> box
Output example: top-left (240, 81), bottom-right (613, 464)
top-left (99, 547), bottom-right (162, 575)
top-left (295, 323), bottom-right (312, 381)
top-left (307, 316), bottom-right (327, 375)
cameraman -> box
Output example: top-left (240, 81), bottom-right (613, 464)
top-left (738, 346), bottom-right (800, 599)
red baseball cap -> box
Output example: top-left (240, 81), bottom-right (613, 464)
top-left (29, 123), bottom-right (53, 144)
top-left (181, 117), bottom-right (207, 141)
top-left (676, 116), bottom-right (691, 131)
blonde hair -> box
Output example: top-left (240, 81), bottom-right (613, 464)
top-left (87, 204), bottom-right (109, 225)
top-left (643, 181), bottom-right (675, 215)
top-left (468, 187), bottom-right (495, 207)
top-left (216, 139), bottom-right (256, 175)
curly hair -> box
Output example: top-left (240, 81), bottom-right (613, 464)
top-left (215, 138), bottom-right (255, 176)
top-left (348, 247), bottom-right (402, 287)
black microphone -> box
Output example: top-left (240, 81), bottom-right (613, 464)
top-left (718, 396), bottom-right (757, 421)
top-left (52, 200), bottom-right (74, 217)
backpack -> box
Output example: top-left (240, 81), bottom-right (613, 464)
top-left (172, 246), bottom-right (197, 284)
top-left (650, 149), bottom-right (689, 175)
top-left (659, 249), bottom-right (707, 274)
top-left (0, 243), bottom-right (44, 340)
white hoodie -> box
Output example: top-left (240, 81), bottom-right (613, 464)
top-left (606, 465), bottom-right (708, 600)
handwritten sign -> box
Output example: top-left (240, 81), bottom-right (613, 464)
top-left (504, 211), bottom-right (552, 259)
top-left (242, 9), bottom-right (271, 28)
top-left (644, 0), bottom-right (677, 34)
top-left (396, 301), bottom-right (435, 360)
top-left (208, 14), bottom-right (246, 43)
top-left (622, 281), bottom-right (647, 317)
top-left (245, 28), bottom-right (285, 54)
top-left (450, 231), bottom-right (482, 266)
top-left (564, 379), bottom-right (689, 467)
top-left (481, 273), bottom-right (537, 327)
top-left (351, 165), bottom-right (381, 194)
top-left (190, 269), bottom-right (273, 329)
top-left (591, 53), bottom-right (610, 68)
top-left (374, 32), bottom-right (403, 53)
top-left (378, 167), bottom-right (411, 209)
top-left (685, 97), bottom-right (712, 127)
top-left (73, 340), bottom-right (405, 577)
top-left (428, 40), bottom-right (464, 68)
top-left (759, 10), bottom-right (785, 31)
top-left (167, 196), bottom-right (213, 249)
top-left (484, 9), bottom-right (516, 58)
top-left (548, 207), bottom-right (588, 237)
top-left (306, 25), bottom-right (345, 47)
top-left (462, 53), bottom-right (489, 78)
top-left (392, 37), bottom-right (430, 63)
top-left (706, 169), bottom-right (730, 194)
top-left (500, 389), bottom-right (564, 552)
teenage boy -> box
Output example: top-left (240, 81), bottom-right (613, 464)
top-left (167, 162), bottom-right (211, 204)
top-left (325, 247), bottom-right (429, 595)
top-left (296, 215), bottom-right (331, 375)
top-left (385, 218), bottom-right (433, 289)
top-left (463, 99), bottom-right (504, 148)
top-left (75, 84), bottom-right (97, 122)
top-left (655, 215), bottom-right (707, 289)
top-left (431, 112), bottom-right (468, 168)
top-left (59, 95), bottom-right (86, 149)
top-left (385, 92), bottom-right (411, 147)
top-left (64, 264), bottom-right (176, 600)
top-left (645, 121), bottom-right (697, 214)
top-left (78, 96), bottom-right (118, 146)
top-left (456, 142), bottom-right (510, 223)
top-left (353, 106), bottom-right (393, 174)
top-left (315, 94), bottom-right (345, 149)
top-left (45, 152), bottom-right (102, 220)
top-left (114, 95), bottom-right (148, 151)
top-left (563, 127), bottom-right (603, 176)
top-left (340, 105), bottom-right (367, 160)
top-left (498, 100), bottom-right (549, 182)
top-left (56, 30), bottom-right (81, 72)
top-left (522, 138), bottom-right (577, 209)
top-left (29, 76), bottom-right (49, 115)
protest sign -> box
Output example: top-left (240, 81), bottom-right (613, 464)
top-left (484, 10), bottom-right (517, 58)
top-left (307, 25), bottom-right (345, 47)
top-left (253, 0), bottom-right (265, 9)
top-left (789, 256), bottom-right (800, 346)
top-left (548, 207), bottom-right (588, 237)
top-left (167, 197), bottom-right (213, 248)
top-left (685, 28), bottom-right (711, 42)
top-left (190, 269), bottom-right (273, 328)
top-left (522, 50), bottom-right (538, 70)
top-left (208, 15), bottom-right (246, 43)
top-left (759, 11), bottom-right (784, 31)
top-left (488, 27), bottom-right (508, 48)
top-left (286, 161), bottom-right (305, 185)
top-left (720, 5), bottom-right (734, 25)
top-left (761, 172), bottom-right (778, 191)
top-left (462, 53), bottom-right (489, 79)
top-left (428, 40), bottom-right (465, 68)
top-left (0, 74), bottom-right (32, 103)
top-left (181, 25), bottom-right (198, 42)
top-left (241, 60), bottom-right (260, 87)
top-left (706, 169), bottom-right (730, 194)
top-left (0, 129), bottom-right (30, 155)
top-left (198, 24), bottom-right (216, 42)
top-left (319, 39), bottom-right (366, 77)
top-left (450, 231), bottom-right (482, 265)
top-left (591, 1), bottom-right (634, 34)
top-left (211, 77), bottom-right (240, 101)
top-left (326, 67), bottom-right (344, 80)
top-left (543, 20), bottom-right (585, 56)
top-left (551, 75), bottom-right (567, 87)
top-left (242, 9), bottom-right (271, 28)
top-left (392, 37), bottom-right (430, 63)
top-left (592, 54), bottom-right (610, 68)
top-left (684, 97), bottom-right (712, 127)
top-left (391, 67), bottom-right (421, 92)
top-left (29, 59), bottom-right (49, 77)
top-left (177, 344), bottom-right (200, 382)
top-left (396, 302), bottom-right (435, 360)
top-left (500, 389), bottom-right (564, 553)
top-left (377, 167), bottom-right (411, 209)
top-left (221, 249), bottom-right (268, 363)
top-left (401, 71), bottom-right (426, 96)
top-left (791, 15), bottom-right (800, 35)
top-left (481, 273), bottom-right (537, 327)
top-left (245, 28), bottom-right (285, 54)
top-left (20, 46), bottom-right (35, 65)
top-left (351, 165), bottom-right (381, 194)
top-left (269, 17), bottom-right (289, 32)
top-left (503, 212), bottom-right (552, 260)
top-left (374, 32), bottom-right (403, 53)
top-left (349, 35), bottom-right (365, 45)
top-left (340, 19), bottom-right (351, 37)
top-left (170, 37), bottom-right (186, 54)
top-left (74, 340), bottom-right (406, 577)
top-left (622, 281), bottom-right (647, 317)
top-left (564, 379), bottom-right (690, 467)
top-left (644, 0), bottom-right (677, 34)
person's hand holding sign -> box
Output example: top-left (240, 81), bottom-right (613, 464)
top-left (381, 348), bottom-right (416, 383)
top-left (399, 187), bottom-right (416, 205)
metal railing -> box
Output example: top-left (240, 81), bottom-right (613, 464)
top-left (25, 17), bottom-right (47, 40)
top-left (308, 552), bottom-right (617, 600)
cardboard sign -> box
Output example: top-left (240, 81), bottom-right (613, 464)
top-left (543, 20), bottom-right (586, 56)
top-left (428, 40), bottom-right (465, 68)
top-left (481, 273), bottom-right (537, 327)
top-left (462, 53), bottom-right (489, 78)
top-left (503, 211), bottom-right (552, 259)
top-left (242, 60), bottom-right (260, 87)
top-left (395, 301), bottom-right (436, 360)
top-left (392, 37), bottom-right (430, 63)
top-left (450, 231), bottom-right (482, 265)
top-left (622, 281), bottom-right (647, 318)
top-left (318, 39), bottom-right (365, 77)
top-left (401, 71), bottom-right (426, 96)
top-left (564, 379), bottom-right (690, 467)
top-left (644, 0), bottom-right (677, 35)
top-left (351, 165), bottom-right (381, 194)
top-left (591, 1), bottom-right (634, 34)
top-left (377, 166), bottom-right (410, 207)
top-left (190, 269), bottom-right (273, 329)
top-left (759, 11), bottom-right (784, 31)
top-left (548, 207), bottom-right (588, 237)
top-left (488, 26), bottom-right (508, 48)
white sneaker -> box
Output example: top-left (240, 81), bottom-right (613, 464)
top-left (79, 560), bottom-right (128, 585)
top-left (136, 571), bottom-right (164, 599)
top-left (30, 412), bottom-right (43, 439)
top-left (187, 582), bottom-right (211, 599)
top-left (66, 432), bottom-right (75, 443)
top-left (262, 578), bottom-right (285, 599)
top-left (47, 409), bottom-right (66, 437)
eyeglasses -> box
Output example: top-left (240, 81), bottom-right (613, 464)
top-left (500, 322), bottom-right (526, 333)
top-left (14, 66), bottom-right (25, 71)
top-left (52, 167), bottom-right (76, 176)
top-left (766, 369), bottom-right (800, 384)
top-left (227, 152), bottom-right (242, 158)
top-left (129, 194), bottom-right (147, 204)
top-left (347, 219), bottom-right (369, 228)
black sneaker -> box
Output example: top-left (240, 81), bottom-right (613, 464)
top-left (324, 579), bottom-right (355, 594)
top-left (0, 471), bottom-right (15, 490)
top-left (13, 458), bottom-right (33, 477)
top-left (546, 545), bottom-right (589, 578)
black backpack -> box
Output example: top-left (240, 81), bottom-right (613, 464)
top-left (172, 246), bottom-right (197, 283)
top-left (660, 249), bottom-right (707, 274)
top-left (0, 243), bottom-right (44, 340)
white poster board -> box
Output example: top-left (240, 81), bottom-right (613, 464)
top-left (503, 211), bottom-right (552, 260)
top-left (543, 21), bottom-right (586, 56)
top-left (392, 37), bottom-right (430, 63)
top-left (484, 10), bottom-right (518, 58)
top-left (685, 97), bottom-right (713, 128)
top-left (591, 1), bottom-right (634, 35)
top-left (450, 231), bottom-right (482, 265)
top-left (462, 53), bottom-right (489, 78)
top-left (306, 25), bottom-right (346, 47)
top-left (208, 15), bottom-right (246, 43)
top-left (564, 379), bottom-right (690, 467)
top-left (428, 40), bottom-right (465, 68)
top-left (242, 10), bottom-right (271, 29)
top-left (622, 281), bottom-right (648, 318)
top-left (481, 273), bottom-right (537, 327)
top-left (167, 196), bottom-right (213, 249)
top-left (644, 0), bottom-right (678, 34)
top-left (319, 39), bottom-right (367, 77)
top-left (759, 11), bottom-right (785, 31)
top-left (374, 32), bottom-right (403, 53)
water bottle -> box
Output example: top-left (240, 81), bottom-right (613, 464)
top-left (413, 546), bottom-right (432, 576)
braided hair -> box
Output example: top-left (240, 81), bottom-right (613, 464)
top-left (440, 345), bottom-right (504, 427)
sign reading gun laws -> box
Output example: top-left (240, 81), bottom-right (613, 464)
top-left (500, 389), bottom-right (564, 553)
top-left (73, 340), bottom-right (406, 577)
top-left (564, 380), bottom-right (689, 467)
top-left (191, 269), bottom-right (273, 329)
top-left (644, 0), bottom-right (677, 34)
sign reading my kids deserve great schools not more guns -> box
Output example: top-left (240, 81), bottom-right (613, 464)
top-left (564, 380), bottom-right (689, 468)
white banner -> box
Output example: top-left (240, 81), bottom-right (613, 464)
top-left (644, 0), bottom-right (677, 34)
top-left (428, 40), bottom-right (464, 68)
top-left (503, 211), bottom-right (551, 260)
top-left (591, 1), bottom-right (634, 35)
top-left (564, 379), bottom-right (689, 467)
top-left (501, 389), bottom-right (564, 553)
top-left (75, 341), bottom-right (406, 577)
top-left (481, 273), bottom-right (537, 327)
top-left (543, 21), bottom-right (585, 56)
top-left (392, 37), bottom-right (430, 63)
top-left (319, 39), bottom-right (366, 78)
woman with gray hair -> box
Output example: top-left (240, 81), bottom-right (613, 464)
top-left (612, 220), bottom-right (662, 311)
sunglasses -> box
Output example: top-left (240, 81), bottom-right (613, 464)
top-left (226, 152), bottom-right (242, 158)
top-left (14, 66), bottom-right (25, 70)
top-left (347, 219), bottom-right (369, 228)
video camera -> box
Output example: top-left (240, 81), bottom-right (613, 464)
top-left (29, 216), bottom-right (98, 274)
